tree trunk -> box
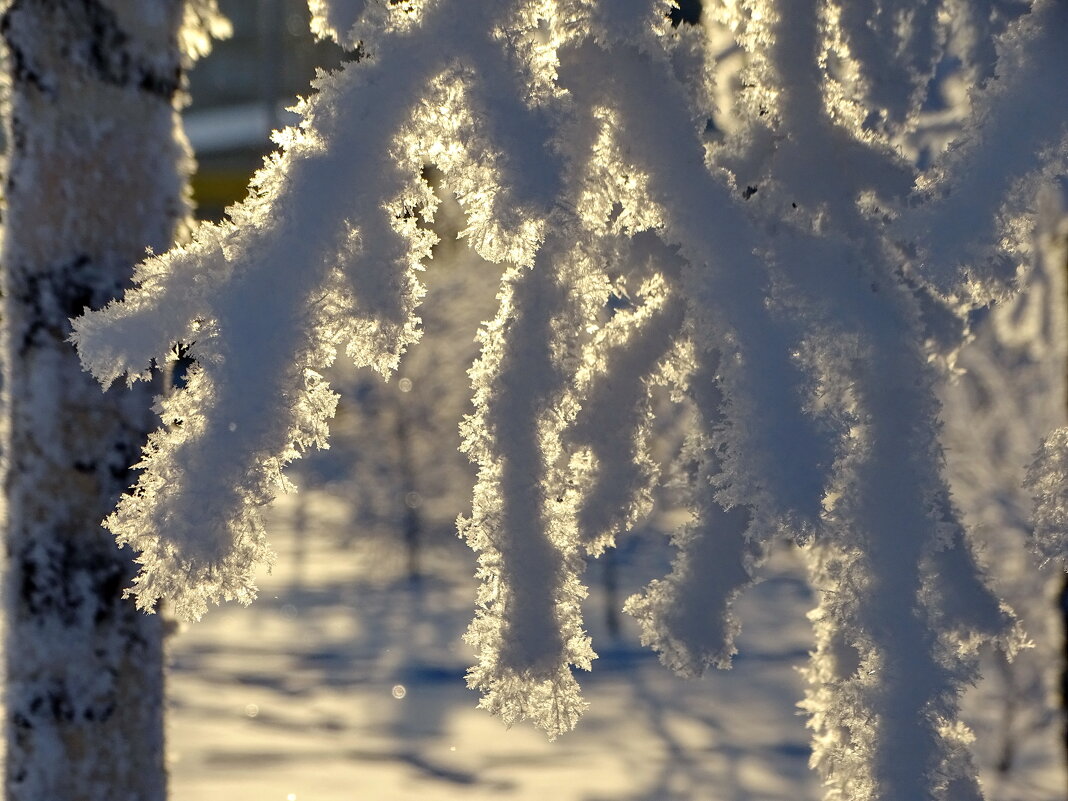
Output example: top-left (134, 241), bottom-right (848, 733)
top-left (1059, 574), bottom-right (1068, 788)
top-left (1, 2), bottom-right (195, 798)
top-left (1062, 220), bottom-right (1068, 790)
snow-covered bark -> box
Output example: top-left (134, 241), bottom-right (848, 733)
top-left (70, 1), bottom-right (1068, 798)
top-left (0, 1), bottom-right (224, 798)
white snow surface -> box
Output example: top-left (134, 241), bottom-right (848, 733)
top-left (165, 490), bottom-right (1064, 801)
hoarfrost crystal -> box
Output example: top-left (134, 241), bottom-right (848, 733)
top-left (73, 0), bottom-right (1068, 797)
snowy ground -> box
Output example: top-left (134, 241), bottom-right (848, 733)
top-left (166, 488), bottom-right (1063, 801)
top-left (167, 490), bottom-right (818, 801)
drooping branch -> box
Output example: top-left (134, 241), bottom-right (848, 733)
top-left (65, 2), bottom-right (1067, 797)
top-left (461, 227), bottom-right (599, 737)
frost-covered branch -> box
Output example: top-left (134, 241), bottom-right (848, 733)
top-left (73, 0), bottom-right (560, 619)
top-left (461, 227), bottom-right (600, 736)
top-left (625, 343), bottom-right (757, 676)
top-left (70, 0), bottom-right (1068, 795)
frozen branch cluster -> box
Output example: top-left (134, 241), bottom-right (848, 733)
top-left (72, 1), bottom-right (1068, 798)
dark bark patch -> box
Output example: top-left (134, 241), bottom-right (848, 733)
top-left (11, 712), bottom-right (32, 731)
top-left (2, 0), bottom-right (181, 101)
top-left (668, 0), bottom-right (702, 27)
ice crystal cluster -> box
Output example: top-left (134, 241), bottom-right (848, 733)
top-left (72, 1), bottom-right (1068, 798)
